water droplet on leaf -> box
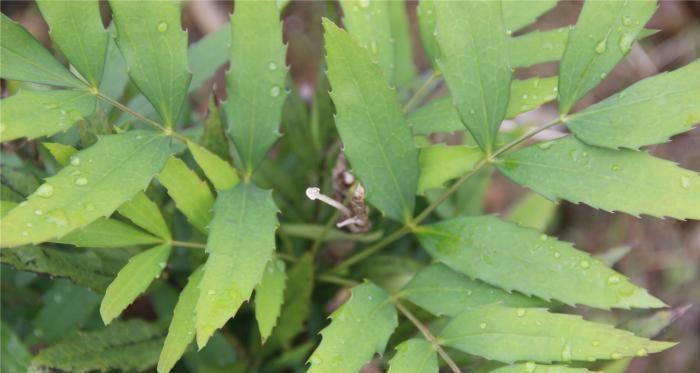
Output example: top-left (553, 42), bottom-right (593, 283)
top-left (595, 39), bottom-right (607, 54)
top-left (157, 22), bottom-right (168, 32)
top-left (270, 85), bottom-right (281, 97)
top-left (75, 177), bottom-right (88, 186)
top-left (36, 184), bottom-right (54, 198)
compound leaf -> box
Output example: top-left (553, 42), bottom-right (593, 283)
top-left (438, 305), bottom-right (675, 364)
top-left (400, 263), bottom-right (548, 317)
top-left (324, 19), bottom-right (419, 222)
top-left (307, 281), bottom-right (397, 373)
top-left (566, 60), bottom-right (700, 149)
top-left (1, 89), bottom-right (96, 142)
top-left (101, 243), bottom-right (172, 324)
top-left (226, 1), bottom-right (287, 174)
top-left (0, 14), bottom-right (84, 88)
top-left (416, 215), bottom-right (665, 309)
top-left (433, 0), bottom-right (511, 153)
top-left (195, 183), bottom-right (278, 347)
top-left (157, 156), bottom-right (214, 234)
top-left (255, 259), bottom-right (287, 343)
top-left (497, 136), bottom-right (700, 219)
top-left (55, 218), bottom-right (161, 248)
top-left (109, 1), bottom-right (191, 126)
top-left (0, 130), bottom-right (172, 247)
top-left (37, 0), bottom-right (108, 86)
top-left (558, 0), bottom-right (656, 114)
top-left (387, 339), bottom-right (437, 373)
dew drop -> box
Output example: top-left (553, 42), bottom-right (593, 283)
top-left (359, 0), bottom-right (370, 8)
top-left (44, 103), bottom-right (58, 109)
top-left (524, 362), bottom-right (536, 372)
top-left (268, 62), bottom-right (278, 71)
top-left (479, 322), bottom-right (487, 329)
top-left (36, 184), bottom-right (55, 198)
top-left (561, 342), bottom-right (572, 361)
top-left (619, 33), bottom-right (634, 52)
top-left (70, 156), bottom-right (81, 166)
top-left (580, 260), bottom-right (590, 269)
top-left (622, 15), bottom-right (633, 26)
top-left (554, 251), bottom-right (561, 258)
top-left (270, 85), bottom-right (281, 97)
top-left (537, 141), bottom-right (553, 150)
top-left (21, 231), bottom-right (28, 237)
top-left (74, 177), bottom-right (89, 186)
top-left (611, 352), bottom-right (623, 359)
top-left (600, 72), bottom-right (607, 79)
top-left (310, 356), bottom-right (321, 365)
top-left (522, 94), bottom-right (529, 99)
top-left (469, 109), bottom-right (476, 114)
top-left (207, 289), bottom-right (216, 295)
top-left (611, 164), bottom-right (621, 172)
top-left (159, 262), bottom-right (166, 269)
top-left (85, 203), bottom-right (96, 212)
top-left (516, 308), bottom-right (526, 317)
top-left (680, 176), bottom-right (691, 189)
top-left (157, 22), bottom-right (168, 32)
top-left (595, 39), bottom-right (607, 54)
top-left (540, 234), bottom-right (548, 241)
top-left (607, 275), bottom-right (621, 285)
top-left (636, 348), bottom-right (648, 357)
top-left (368, 295), bottom-right (373, 301)
top-left (465, 289), bottom-right (472, 296)
top-left (26, 223), bottom-right (33, 228)
top-left (34, 210), bottom-right (43, 216)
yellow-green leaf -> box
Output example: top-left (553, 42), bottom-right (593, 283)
top-left (118, 192), bottom-right (171, 240)
top-left (255, 259), bottom-right (287, 343)
top-left (187, 141), bottom-right (239, 191)
top-left (418, 145), bottom-right (484, 193)
top-left (55, 218), bottom-right (161, 248)
top-left (387, 339), bottom-right (437, 373)
top-left (157, 157), bottom-right (214, 234)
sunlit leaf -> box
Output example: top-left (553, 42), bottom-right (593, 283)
top-left (55, 218), bottom-right (161, 248)
top-left (255, 259), bottom-right (287, 343)
top-left (187, 141), bottom-right (239, 190)
top-left (157, 156), bottom-right (214, 234)
top-left (118, 192), bottom-right (171, 240)
top-left (388, 339), bottom-right (437, 373)
top-left (418, 145), bottom-right (484, 193)
top-left (507, 192), bottom-right (558, 231)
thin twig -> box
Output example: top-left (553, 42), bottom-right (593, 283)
top-left (170, 240), bottom-right (206, 249)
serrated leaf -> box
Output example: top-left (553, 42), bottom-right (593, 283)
top-left (0, 14), bottom-right (84, 88)
top-left (0, 130), bottom-right (172, 247)
top-left (434, 1), bottom-right (511, 153)
top-left (416, 215), bottom-right (664, 309)
top-left (388, 339), bottom-right (437, 373)
top-left (55, 218), bottom-right (161, 248)
top-left (324, 19), bottom-right (419, 222)
top-left (100, 243), bottom-right (171, 324)
top-left (497, 136), bottom-right (700, 219)
top-left (279, 223), bottom-right (382, 243)
top-left (28, 320), bottom-right (165, 373)
top-left (187, 141), bottom-right (239, 190)
top-left (565, 60), bottom-right (700, 150)
top-left (158, 266), bottom-right (203, 373)
top-left (269, 253), bottom-right (314, 346)
top-left (226, 1), bottom-right (287, 174)
top-left (195, 183), bottom-right (278, 347)
top-left (400, 263), bottom-right (548, 317)
top-left (339, 0), bottom-right (395, 84)
top-left (118, 192), bottom-right (171, 239)
top-left (558, 0), bottom-right (656, 114)
top-left (307, 281), bottom-right (398, 373)
top-left (32, 279), bottom-right (101, 342)
top-left (388, 0), bottom-right (417, 88)
top-left (1, 322), bottom-right (31, 373)
top-left (509, 27), bottom-right (569, 68)
top-left (109, 1), bottom-right (191, 126)
top-left (418, 145), bottom-right (484, 193)
top-left (507, 192), bottom-right (558, 231)
top-left (157, 156), bottom-right (214, 234)
top-left (502, 0), bottom-right (558, 32)
top-left (255, 259), bottom-right (287, 343)
top-left (43, 142), bottom-right (79, 166)
top-left (439, 305), bottom-right (674, 364)
top-left (490, 363), bottom-right (594, 373)
top-left (0, 245), bottom-right (126, 292)
top-left (188, 24), bottom-right (231, 93)
top-left (37, 0), bottom-right (108, 86)
top-left (409, 77), bottom-right (557, 136)
top-left (1, 89), bottom-right (96, 142)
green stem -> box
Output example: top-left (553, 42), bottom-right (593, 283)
top-left (317, 274), bottom-right (359, 287)
top-left (170, 240), bottom-right (206, 249)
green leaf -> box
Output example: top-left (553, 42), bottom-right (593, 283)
top-left (269, 253), bottom-right (314, 346)
top-left (433, 1), bottom-right (511, 153)
top-left (200, 97), bottom-right (232, 162)
top-left (490, 363), bottom-right (594, 373)
top-left (409, 77), bottom-right (557, 136)
top-left (497, 136), bottom-right (700, 219)
top-left (416, 0), bottom-right (438, 69)
top-left (55, 218), bottom-right (161, 248)
top-left (388, 0), bottom-right (417, 88)
top-left (418, 144), bottom-right (484, 193)
top-left (0, 89), bottom-right (96, 142)
top-left (118, 192), bottom-right (171, 239)
top-left (438, 305), bottom-right (675, 364)
top-left (28, 320), bottom-right (165, 373)
top-left (101, 243), bottom-right (171, 324)
top-left (195, 183), bottom-right (278, 347)
top-left (509, 28), bottom-right (569, 68)
top-left (0, 245), bottom-right (126, 292)
top-left (32, 279), bottom-right (101, 342)
top-left (307, 281), bottom-right (398, 373)
top-left (324, 19), bottom-right (419, 222)
top-left (0, 14), bottom-right (84, 88)
top-left (188, 24), bottom-right (231, 93)
top-left (280, 223), bottom-right (382, 243)
top-left (388, 339), bottom-right (437, 373)
top-left (109, 1), bottom-right (191, 126)
top-left (255, 259), bottom-right (287, 343)
top-left (416, 215), bottom-right (664, 309)
top-left (506, 192), bottom-right (558, 231)
top-left (339, 0), bottom-right (395, 84)
top-left (565, 60), bottom-right (700, 150)
top-left (400, 263), bottom-right (548, 317)
top-left (1, 322), bottom-right (32, 373)
top-left (502, 0), bottom-right (558, 32)
top-left (43, 142), bottom-right (79, 166)
top-left (187, 141), bottom-right (239, 190)
top-left (37, 0), bottom-right (108, 86)
top-left (558, 0), bottom-right (656, 114)
top-left (158, 266), bottom-right (203, 373)
top-left (157, 156), bottom-right (214, 234)
top-left (226, 1), bottom-right (287, 174)
top-left (0, 130), bottom-right (172, 247)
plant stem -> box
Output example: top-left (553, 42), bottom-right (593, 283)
top-left (394, 301), bottom-right (462, 373)
top-left (317, 274), bottom-right (359, 287)
top-left (403, 71), bottom-right (441, 115)
top-left (170, 240), bottom-right (206, 249)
